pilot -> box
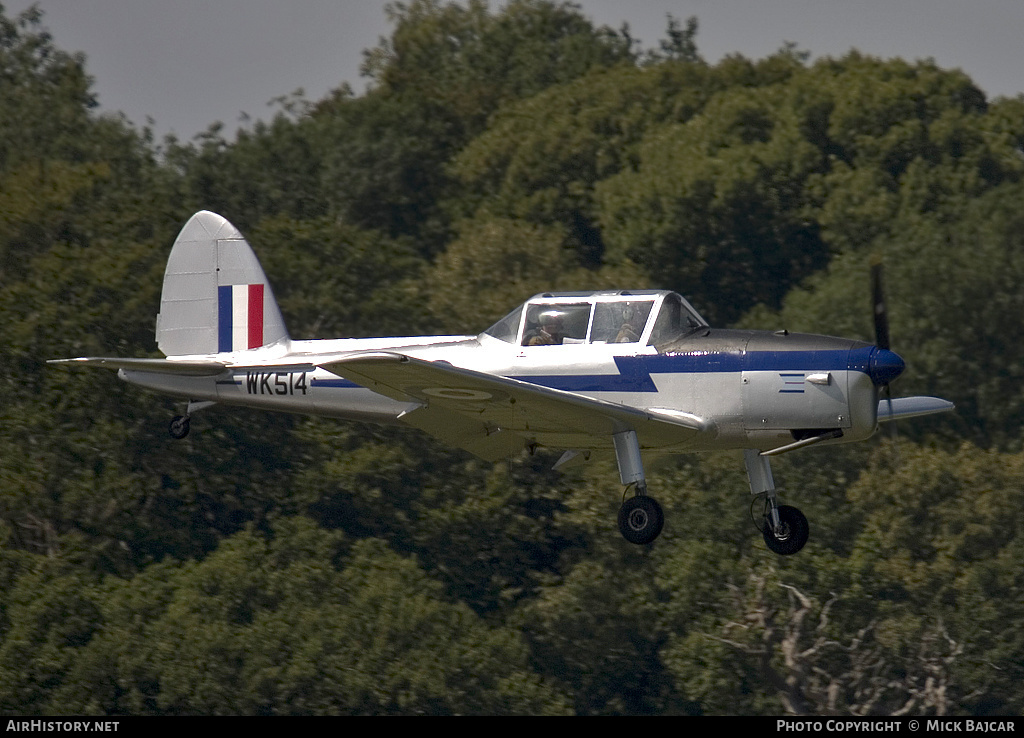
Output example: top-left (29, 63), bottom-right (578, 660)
top-left (614, 305), bottom-right (642, 343)
top-left (525, 311), bottom-right (565, 345)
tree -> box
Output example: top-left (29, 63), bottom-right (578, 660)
top-left (361, 0), bottom-right (635, 132)
top-left (0, 5), bottom-right (95, 178)
top-left (425, 214), bottom-right (648, 333)
top-left (656, 444), bottom-right (1024, 715)
top-left (669, 571), bottom-right (968, 715)
top-left (15, 521), bottom-right (572, 715)
top-left (451, 61), bottom-right (720, 267)
top-left (317, 0), bottom-right (636, 254)
top-left (596, 78), bottom-right (827, 323)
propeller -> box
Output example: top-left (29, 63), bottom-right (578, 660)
top-left (870, 256), bottom-right (903, 454)
top-left (871, 257), bottom-right (891, 352)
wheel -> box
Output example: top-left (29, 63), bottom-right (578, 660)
top-left (168, 416), bottom-right (190, 439)
top-left (763, 505), bottom-right (809, 555)
top-left (618, 495), bottom-right (664, 545)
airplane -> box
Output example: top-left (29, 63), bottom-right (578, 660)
top-left (51, 210), bottom-right (955, 554)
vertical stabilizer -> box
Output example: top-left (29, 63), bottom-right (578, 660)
top-left (156, 211), bottom-right (290, 357)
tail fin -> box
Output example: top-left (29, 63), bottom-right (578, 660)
top-left (156, 211), bottom-right (290, 357)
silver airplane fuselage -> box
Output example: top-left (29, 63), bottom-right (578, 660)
top-left (121, 325), bottom-right (894, 456)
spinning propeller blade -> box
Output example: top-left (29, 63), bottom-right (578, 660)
top-left (871, 257), bottom-right (890, 351)
top-left (871, 257), bottom-right (899, 455)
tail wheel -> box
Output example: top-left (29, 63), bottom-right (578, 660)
top-left (169, 416), bottom-right (191, 440)
top-left (618, 495), bottom-right (664, 545)
top-left (763, 505), bottom-right (809, 555)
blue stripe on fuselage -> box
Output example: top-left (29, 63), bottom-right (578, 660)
top-left (310, 377), bottom-right (361, 389)
top-left (514, 348), bottom-right (874, 393)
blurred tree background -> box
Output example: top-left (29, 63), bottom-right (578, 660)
top-left (1, 0), bottom-right (1022, 715)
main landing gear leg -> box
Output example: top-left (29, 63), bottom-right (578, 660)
top-left (744, 449), bottom-right (809, 555)
top-left (168, 400), bottom-right (215, 440)
top-left (614, 430), bottom-right (664, 545)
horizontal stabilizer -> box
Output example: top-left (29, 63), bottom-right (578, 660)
top-left (48, 357), bottom-right (227, 376)
top-left (877, 396), bottom-right (955, 422)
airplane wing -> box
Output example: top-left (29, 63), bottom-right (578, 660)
top-left (877, 396), bottom-right (955, 422)
top-left (319, 352), bottom-right (711, 461)
top-left (48, 356), bottom-right (228, 376)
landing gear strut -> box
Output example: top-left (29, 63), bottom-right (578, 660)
top-left (744, 449), bottom-right (809, 555)
top-left (613, 430), bottom-right (664, 545)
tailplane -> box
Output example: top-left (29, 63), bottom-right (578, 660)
top-left (156, 211), bottom-right (290, 357)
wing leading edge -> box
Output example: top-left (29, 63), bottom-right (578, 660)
top-left (47, 357), bottom-right (228, 376)
top-left (319, 352), bottom-right (712, 461)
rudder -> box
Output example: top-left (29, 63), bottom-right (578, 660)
top-left (156, 211), bottom-right (289, 356)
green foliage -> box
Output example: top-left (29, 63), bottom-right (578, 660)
top-left (451, 61), bottom-right (722, 266)
top-left (313, 0), bottom-right (637, 255)
top-left (596, 78), bottom-right (829, 324)
top-left (0, 521), bottom-right (571, 714)
top-left (643, 15), bottom-right (702, 66)
top-left (248, 215), bottom-right (428, 338)
top-left (167, 111), bottom-right (329, 230)
top-left (596, 52), bottom-right (1001, 324)
top-left (0, 5), bottom-right (95, 176)
top-left (651, 444), bottom-right (1024, 716)
top-left (362, 0), bottom-right (635, 130)
top-left (425, 214), bottom-right (649, 333)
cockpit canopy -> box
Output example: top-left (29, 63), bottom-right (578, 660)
top-left (482, 290), bottom-right (706, 347)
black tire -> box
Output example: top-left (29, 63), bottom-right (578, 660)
top-left (763, 505), bottom-right (809, 555)
top-left (169, 416), bottom-right (190, 440)
top-left (618, 495), bottom-right (664, 545)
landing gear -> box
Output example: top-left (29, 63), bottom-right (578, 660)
top-left (761, 505), bottom-right (809, 556)
top-left (168, 415), bottom-right (191, 439)
top-left (605, 435), bottom-right (811, 552)
top-left (167, 400), bottom-right (215, 440)
top-left (612, 430), bottom-right (664, 545)
top-left (744, 449), bottom-right (809, 555)
top-left (618, 494), bottom-right (664, 545)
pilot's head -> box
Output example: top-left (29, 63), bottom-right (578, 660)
top-left (540, 311), bottom-right (563, 333)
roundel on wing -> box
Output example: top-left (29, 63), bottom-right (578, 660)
top-left (421, 387), bottom-right (493, 401)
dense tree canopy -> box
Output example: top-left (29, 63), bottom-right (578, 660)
top-left (1, 0), bottom-right (1022, 716)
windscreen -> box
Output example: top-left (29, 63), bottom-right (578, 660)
top-left (521, 303), bottom-right (592, 345)
top-left (590, 300), bottom-right (655, 343)
top-left (649, 294), bottom-right (705, 344)
top-left (483, 305), bottom-right (524, 343)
